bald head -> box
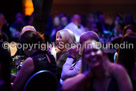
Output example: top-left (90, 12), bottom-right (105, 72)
top-left (72, 14), bottom-right (81, 25)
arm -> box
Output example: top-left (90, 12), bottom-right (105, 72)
top-left (112, 64), bottom-right (133, 91)
top-left (12, 57), bottom-right (34, 91)
top-left (62, 71), bottom-right (92, 91)
top-left (61, 57), bottom-right (81, 80)
top-left (62, 74), bottom-right (85, 91)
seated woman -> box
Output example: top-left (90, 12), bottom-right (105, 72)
top-left (50, 29), bottom-right (76, 81)
top-left (62, 40), bottom-right (133, 91)
top-left (13, 28), bottom-right (56, 91)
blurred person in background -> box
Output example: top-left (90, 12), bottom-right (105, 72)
top-left (64, 14), bottom-right (86, 42)
top-left (123, 25), bottom-right (136, 36)
top-left (124, 14), bottom-right (136, 26)
top-left (10, 12), bottom-right (26, 42)
top-left (96, 12), bottom-right (112, 35)
top-left (0, 13), bottom-right (11, 41)
top-left (50, 16), bottom-right (62, 42)
top-left (85, 17), bottom-right (98, 33)
top-left (58, 13), bottom-right (69, 29)
top-left (111, 15), bottom-right (124, 37)
top-left (117, 33), bottom-right (136, 90)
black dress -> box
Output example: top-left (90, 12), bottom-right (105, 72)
top-left (31, 50), bottom-right (56, 74)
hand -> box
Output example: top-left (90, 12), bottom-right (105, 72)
top-left (69, 47), bottom-right (79, 58)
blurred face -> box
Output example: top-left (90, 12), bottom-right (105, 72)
top-left (83, 41), bottom-right (103, 68)
top-left (116, 24), bottom-right (122, 33)
top-left (76, 16), bottom-right (81, 25)
top-left (99, 14), bottom-right (105, 23)
top-left (53, 16), bottom-right (60, 27)
top-left (61, 17), bottom-right (68, 26)
top-left (73, 15), bottom-right (81, 25)
top-left (16, 13), bottom-right (24, 23)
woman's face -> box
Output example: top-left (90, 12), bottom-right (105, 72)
top-left (83, 41), bottom-right (103, 68)
top-left (56, 33), bottom-right (64, 50)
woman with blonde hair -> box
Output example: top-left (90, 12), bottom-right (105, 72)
top-left (55, 29), bottom-right (76, 67)
top-left (56, 29), bottom-right (76, 51)
top-left (51, 29), bottom-right (76, 82)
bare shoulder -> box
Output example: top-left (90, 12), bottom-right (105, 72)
top-left (109, 63), bottom-right (133, 91)
top-left (110, 63), bottom-right (126, 75)
top-left (24, 57), bottom-right (33, 63)
top-left (23, 57), bottom-right (33, 67)
top-left (13, 57), bottom-right (34, 91)
top-left (19, 57), bottom-right (34, 74)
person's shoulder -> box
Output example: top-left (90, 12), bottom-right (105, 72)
top-left (25, 57), bottom-right (33, 62)
top-left (110, 63), bottom-right (127, 76)
top-left (64, 22), bottom-right (73, 28)
top-left (110, 63), bottom-right (125, 71)
top-left (23, 57), bottom-right (33, 67)
top-left (19, 57), bottom-right (34, 74)
top-left (109, 63), bottom-right (133, 91)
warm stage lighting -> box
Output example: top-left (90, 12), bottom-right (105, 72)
top-left (23, 0), bottom-right (34, 16)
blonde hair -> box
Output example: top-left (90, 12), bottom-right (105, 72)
top-left (21, 25), bottom-right (36, 35)
top-left (56, 29), bottom-right (76, 44)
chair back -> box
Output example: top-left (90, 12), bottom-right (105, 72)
top-left (23, 70), bottom-right (58, 91)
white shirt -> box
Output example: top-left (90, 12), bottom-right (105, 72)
top-left (61, 57), bottom-right (81, 81)
top-left (64, 22), bottom-right (85, 42)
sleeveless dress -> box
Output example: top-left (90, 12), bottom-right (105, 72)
top-left (31, 50), bottom-right (56, 74)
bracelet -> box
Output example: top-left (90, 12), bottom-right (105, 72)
top-left (68, 55), bottom-right (74, 59)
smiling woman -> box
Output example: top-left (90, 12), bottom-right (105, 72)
top-left (81, 40), bottom-right (103, 68)
top-left (62, 40), bottom-right (133, 91)
top-left (50, 29), bottom-right (76, 82)
top-left (56, 29), bottom-right (76, 51)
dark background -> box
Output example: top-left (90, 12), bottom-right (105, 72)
top-left (0, 0), bottom-right (22, 24)
top-left (0, 0), bottom-right (136, 24)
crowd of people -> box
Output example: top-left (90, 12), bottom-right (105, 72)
top-left (0, 11), bottom-right (136, 91)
